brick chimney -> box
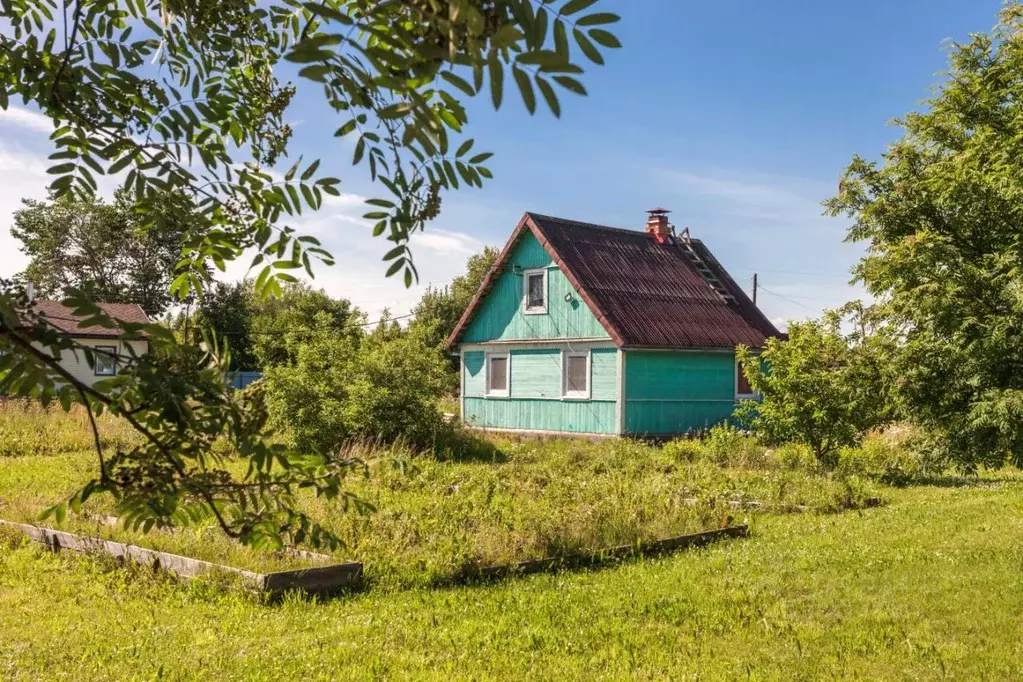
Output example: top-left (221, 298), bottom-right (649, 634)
top-left (645, 207), bottom-right (672, 242)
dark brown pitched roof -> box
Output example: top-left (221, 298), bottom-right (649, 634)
top-left (28, 300), bottom-right (151, 338)
top-left (446, 212), bottom-right (782, 350)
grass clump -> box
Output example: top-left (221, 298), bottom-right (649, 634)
top-left (0, 400), bottom-right (141, 457)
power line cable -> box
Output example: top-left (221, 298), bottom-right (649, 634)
top-left (757, 286), bottom-right (822, 314)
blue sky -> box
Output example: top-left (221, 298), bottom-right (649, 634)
top-left (0, 0), bottom-right (1006, 324)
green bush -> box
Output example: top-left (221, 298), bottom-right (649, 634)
top-left (774, 442), bottom-right (816, 471)
top-left (662, 438), bottom-right (705, 463)
top-left (703, 423), bottom-right (769, 469)
top-left (837, 432), bottom-right (926, 485)
top-left (263, 321), bottom-right (450, 454)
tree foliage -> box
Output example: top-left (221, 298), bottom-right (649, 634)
top-left (826, 5), bottom-right (1023, 470)
top-left (0, 0), bottom-right (620, 547)
top-left (263, 320), bottom-right (450, 455)
top-left (190, 281), bottom-right (258, 371)
top-left (410, 245), bottom-right (498, 349)
top-left (737, 307), bottom-right (896, 467)
top-left (12, 190), bottom-right (191, 317)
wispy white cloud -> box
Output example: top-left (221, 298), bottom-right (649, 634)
top-left (221, 192), bottom-right (493, 318)
top-left (0, 144), bottom-right (52, 277)
top-left (0, 106), bottom-right (54, 134)
top-left (663, 169), bottom-right (834, 226)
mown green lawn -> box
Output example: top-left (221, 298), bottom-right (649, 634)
top-left (2, 480), bottom-right (1021, 680)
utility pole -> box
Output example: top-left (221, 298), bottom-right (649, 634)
top-left (752, 273), bottom-right (758, 306)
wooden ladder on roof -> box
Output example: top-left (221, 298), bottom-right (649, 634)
top-left (676, 233), bottom-right (736, 305)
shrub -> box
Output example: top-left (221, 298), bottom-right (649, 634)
top-left (703, 423), bottom-right (769, 469)
top-left (774, 442), bottom-right (816, 471)
top-left (263, 320), bottom-right (450, 455)
top-left (662, 438), bottom-right (705, 463)
top-left (737, 311), bottom-right (896, 468)
top-left (837, 429), bottom-right (928, 485)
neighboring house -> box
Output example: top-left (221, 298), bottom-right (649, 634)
top-left (26, 300), bottom-right (151, 387)
top-left (445, 209), bottom-right (783, 437)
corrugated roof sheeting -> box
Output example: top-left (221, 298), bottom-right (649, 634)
top-left (446, 212), bottom-right (782, 350)
top-left (524, 214), bottom-right (780, 349)
top-left (27, 301), bottom-right (151, 337)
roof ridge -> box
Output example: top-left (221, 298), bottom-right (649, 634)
top-left (526, 212), bottom-right (707, 247)
top-left (525, 212), bottom-right (644, 236)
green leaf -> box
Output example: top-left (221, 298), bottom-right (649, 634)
top-left (576, 12), bottom-right (620, 26)
top-left (353, 137), bottom-right (366, 165)
top-left (536, 77), bottom-right (561, 117)
top-left (488, 54), bottom-right (504, 110)
top-left (553, 20), bottom-right (569, 57)
top-left (441, 71), bottom-right (476, 96)
top-left (298, 64), bottom-right (331, 82)
top-left (560, 0), bottom-right (598, 15)
top-left (385, 259), bottom-right (404, 277)
top-left (574, 29), bottom-right (603, 65)
top-left (335, 119), bottom-right (358, 137)
top-left (301, 159), bottom-right (320, 181)
top-left (47, 162), bottom-right (77, 175)
top-left (513, 66), bottom-right (536, 114)
top-left (383, 245), bottom-right (405, 261)
top-left (490, 24), bottom-right (522, 49)
top-left (456, 139), bottom-right (474, 157)
top-left (589, 29), bottom-right (622, 48)
top-left (554, 75), bottom-right (587, 96)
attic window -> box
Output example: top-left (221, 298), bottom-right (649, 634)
top-left (523, 269), bottom-right (547, 314)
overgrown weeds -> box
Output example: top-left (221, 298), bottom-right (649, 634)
top-left (0, 399), bottom-right (141, 457)
top-left (0, 403), bottom-right (958, 591)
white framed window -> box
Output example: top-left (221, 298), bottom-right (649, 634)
top-left (94, 344), bottom-right (118, 376)
top-left (522, 268), bottom-right (547, 314)
top-left (735, 355), bottom-right (759, 400)
top-left (562, 351), bottom-right (590, 399)
top-left (486, 352), bottom-right (509, 397)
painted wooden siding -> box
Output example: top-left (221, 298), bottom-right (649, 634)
top-left (505, 348), bottom-right (559, 398)
top-left (463, 398), bottom-right (616, 434)
top-left (590, 348), bottom-right (618, 401)
top-left (463, 351), bottom-right (485, 397)
top-left (623, 350), bottom-right (737, 435)
top-left (40, 338), bottom-right (149, 389)
top-left (460, 345), bottom-right (618, 434)
top-left (462, 232), bottom-right (610, 342)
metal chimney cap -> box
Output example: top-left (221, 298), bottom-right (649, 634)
top-left (646, 207), bottom-right (671, 215)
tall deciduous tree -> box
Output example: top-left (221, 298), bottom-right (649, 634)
top-left (0, 0), bottom-right (621, 548)
top-left (411, 245), bottom-right (499, 349)
top-left (12, 190), bottom-right (191, 316)
top-left (251, 281), bottom-right (362, 368)
top-left (826, 5), bottom-right (1023, 470)
top-left (737, 307), bottom-right (896, 467)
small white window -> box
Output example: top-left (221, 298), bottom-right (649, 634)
top-left (486, 353), bottom-right (509, 397)
top-left (94, 345), bottom-right (117, 376)
top-left (562, 351), bottom-right (590, 399)
top-left (523, 268), bottom-right (547, 314)
top-left (735, 355), bottom-right (759, 400)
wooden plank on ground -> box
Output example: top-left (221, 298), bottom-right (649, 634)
top-left (0, 519), bottom-right (362, 594)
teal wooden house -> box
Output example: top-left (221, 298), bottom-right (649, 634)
top-left (445, 209), bottom-right (783, 437)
